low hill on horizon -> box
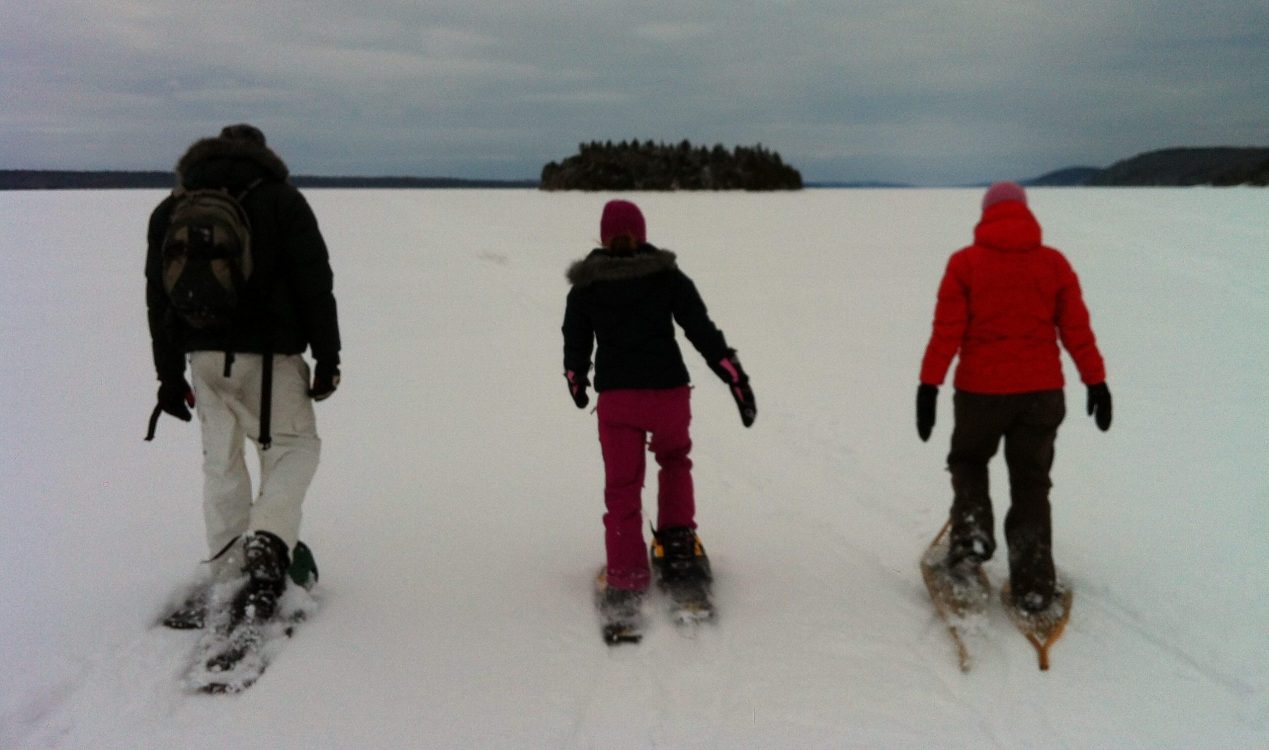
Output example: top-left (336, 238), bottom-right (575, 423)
top-left (1019, 147), bottom-right (1268, 187)
top-left (1086, 147), bottom-right (1269, 186)
top-left (1021, 166), bottom-right (1103, 187)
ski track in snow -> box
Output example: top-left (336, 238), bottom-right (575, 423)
top-left (1, 188), bottom-right (1265, 749)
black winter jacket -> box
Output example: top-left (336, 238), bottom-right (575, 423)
top-left (146, 137), bottom-right (341, 382)
top-left (562, 244), bottom-right (731, 392)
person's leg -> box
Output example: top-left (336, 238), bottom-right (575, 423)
top-left (650, 387), bottom-right (695, 532)
top-left (597, 391), bottom-right (651, 591)
top-left (1003, 390), bottom-right (1065, 610)
top-left (946, 391), bottom-right (1011, 564)
top-left (250, 355), bottom-right (320, 550)
top-left (190, 351), bottom-right (253, 581)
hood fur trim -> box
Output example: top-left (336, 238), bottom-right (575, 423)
top-left (175, 137), bottom-right (290, 185)
top-left (567, 247), bottom-right (678, 287)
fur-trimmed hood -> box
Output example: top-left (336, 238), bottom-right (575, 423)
top-left (566, 245), bottom-right (678, 288)
top-left (175, 136), bottom-right (290, 188)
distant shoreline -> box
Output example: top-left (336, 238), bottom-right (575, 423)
top-left (4, 143), bottom-right (1267, 192)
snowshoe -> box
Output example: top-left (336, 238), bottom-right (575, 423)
top-left (165, 538), bottom-right (315, 631)
top-left (1001, 579), bottom-right (1073, 671)
top-left (232, 531), bottom-right (290, 623)
top-left (188, 532), bottom-right (291, 692)
top-left (651, 526), bottom-right (715, 624)
top-left (163, 589), bottom-right (208, 630)
top-left (595, 567), bottom-right (645, 645)
top-left (921, 521), bottom-right (991, 672)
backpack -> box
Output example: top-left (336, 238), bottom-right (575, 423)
top-left (160, 182), bottom-right (259, 331)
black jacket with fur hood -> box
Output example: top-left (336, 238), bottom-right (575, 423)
top-left (146, 136), bottom-right (341, 382)
top-left (563, 243), bottom-right (731, 392)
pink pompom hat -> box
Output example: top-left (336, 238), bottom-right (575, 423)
top-left (981, 181), bottom-right (1028, 209)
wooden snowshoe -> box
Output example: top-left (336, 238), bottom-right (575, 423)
top-left (921, 521), bottom-right (991, 672)
top-left (1000, 581), bottom-right (1073, 671)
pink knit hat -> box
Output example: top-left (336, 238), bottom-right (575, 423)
top-left (982, 181), bottom-right (1027, 209)
top-left (600, 200), bottom-right (646, 246)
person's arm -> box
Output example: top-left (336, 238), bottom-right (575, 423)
top-left (562, 287), bottom-right (594, 408)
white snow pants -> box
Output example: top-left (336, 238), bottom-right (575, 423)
top-left (190, 352), bottom-right (321, 578)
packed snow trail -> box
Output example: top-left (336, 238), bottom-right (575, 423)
top-left (2, 189), bottom-right (1264, 749)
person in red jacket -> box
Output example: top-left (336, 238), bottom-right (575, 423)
top-left (916, 181), bottom-right (1112, 613)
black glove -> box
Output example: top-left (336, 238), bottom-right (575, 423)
top-left (565, 369), bottom-right (589, 409)
top-left (158, 378), bottom-right (195, 422)
top-left (916, 384), bottom-right (938, 442)
top-left (310, 361), bottom-right (341, 401)
top-left (1086, 382), bottom-right (1112, 431)
top-left (146, 377), bottom-right (194, 442)
top-left (711, 351), bottom-right (756, 427)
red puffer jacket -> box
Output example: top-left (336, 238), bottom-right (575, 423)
top-left (919, 201), bottom-right (1105, 394)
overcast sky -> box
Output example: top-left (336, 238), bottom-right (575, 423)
top-left (3, 1), bottom-right (1267, 185)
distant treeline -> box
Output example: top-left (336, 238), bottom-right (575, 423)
top-left (1027, 148), bottom-right (1269, 187)
top-left (541, 140), bottom-right (803, 191)
top-left (0, 171), bottom-right (537, 190)
top-left (0, 171), bottom-right (174, 189)
top-left (4, 146), bottom-right (1264, 190)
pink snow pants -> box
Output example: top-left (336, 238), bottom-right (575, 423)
top-left (596, 387), bottom-right (695, 591)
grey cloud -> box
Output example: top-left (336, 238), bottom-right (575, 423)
top-left (2, 1), bottom-right (1266, 184)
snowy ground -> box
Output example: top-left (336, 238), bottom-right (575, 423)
top-left (1, 187), bottom-right (1265, 749)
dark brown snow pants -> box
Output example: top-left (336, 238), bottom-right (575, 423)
top-left (946, 389), bottom-right (1065, 601)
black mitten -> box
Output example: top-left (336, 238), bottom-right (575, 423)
top-left (1086, 382), bottom-right (1112, 431)
top-left (158, 378), bottom-right (195, 421)
top-left (916, 384), bottom-right (938, 442)
top-left (310, 361), bottom-right (341, 401)
top-left (565, 369), bottom-right (590, 409)
top-left (711, 351), bottom-right (756, 427)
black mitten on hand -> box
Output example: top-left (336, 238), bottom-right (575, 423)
top-left (711, 351), bottom-right (756, 427)
top-left (1086, 382), bottom-right (1112, 431)
top-left (916, 384), bottom-right (938, 441)
top-left (565, 369), bottom-right (589, 409)
top-left (310, 361), bottom-right (341, 401)
top-left (158, 378), bottom-right (195, 422)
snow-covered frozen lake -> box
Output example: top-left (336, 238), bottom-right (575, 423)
top-left (1, 187), bottom-right (1265, 748)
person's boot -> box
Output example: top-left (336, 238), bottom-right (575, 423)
top-left (598, 584), bottom-right (644, 622)
top-left (1009, 538), bottom-right (1056, 613)
top-left (651, 526), bottom-right (712, 586)
top-left (234, 531), bottom-right (290, 623)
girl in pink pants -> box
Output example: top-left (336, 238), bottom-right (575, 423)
top-left (597, 387), bottom-right (695, 589)
top-left (562, 200), bottom-right (756, 595)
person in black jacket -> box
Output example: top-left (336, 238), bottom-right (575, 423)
top-left (563, 199), bottom-right (754, 609)
top-left (146, 124), bottom-right (340, 627)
